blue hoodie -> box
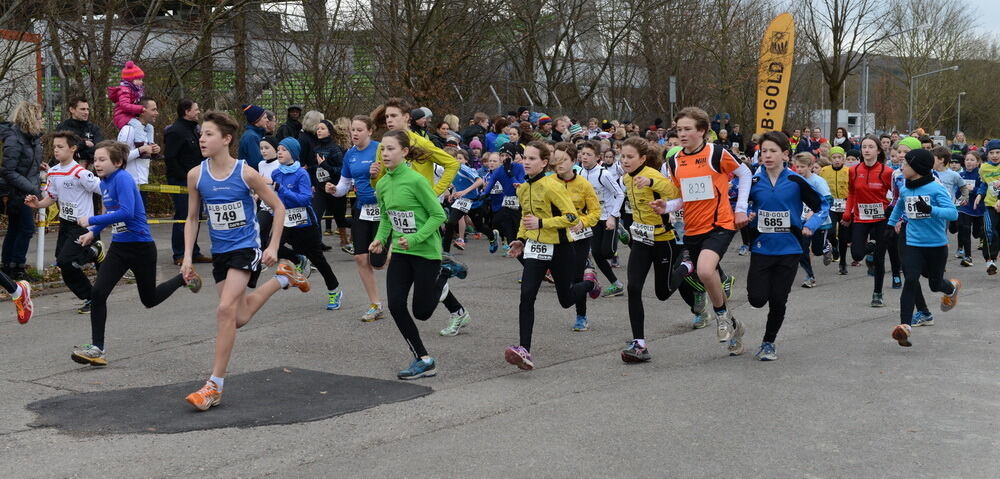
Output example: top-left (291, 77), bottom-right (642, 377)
top-left (271, 164), bottom-right (315, 228)
top-left (482, 162), bottom-right (525, 212)
top-left (959, 168), bottom-right (984, 216)
top-left (88, 168), bottom-right (152, 242)
top-left (748, 167), bottom-right (829, 256)
top-left (888, 176), bottom-right (958, 247)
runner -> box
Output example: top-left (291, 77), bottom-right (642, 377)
top-left (70, 141), bottom-right (200, 367)
top-left (553, 142), bottom-right (602, 332)
top-left (975, 140), bottom-right (1000, 275)
top-left (371, 98), bottom-right (458, 196)
top-left (327, 115), bottom-right (386, 322)
top-left (24, 130), bottom-right (104, 314)
top-left (957, 151), bottom-right (984, 267)
top-left (368, 129), bottom-right (452, 379)
top-left (577, 140), bottom-right (625, 297)
top-left (887, 148), bottom-right (961, 347)
top-left (663, 107), bottom-right (751, 354)
top-left (181, 111), bottom-right (310, 410)
top-left (841, 135), bottom-right (895, 307)
top-left (482, 144), bottom-right (526, 255)
top-left (503, 141), bottom-right (598, 370)
top-left (820, 146), bottom-right (851, 274)
top-left (0, 269), bottom-right (31, 324)
top-left (745, 131), bottom-right (828, 361)
top-left (791, 153), bottom-right (833, 288)
top-left (441, 148), bottom-right (498, 254)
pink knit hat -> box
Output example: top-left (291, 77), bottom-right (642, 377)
top-left (469, 138), bottom-right (483, 150)
top-left (121, 61), bottom-right (144, 81)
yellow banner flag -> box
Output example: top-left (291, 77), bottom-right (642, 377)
top-left (755, 13), bottom-right (795, 135)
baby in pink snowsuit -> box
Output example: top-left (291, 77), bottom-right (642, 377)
top-left (107, 61), bottom-right (146, 129)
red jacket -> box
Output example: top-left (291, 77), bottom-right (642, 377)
top-left (843, 161), bottom-right (893, 223)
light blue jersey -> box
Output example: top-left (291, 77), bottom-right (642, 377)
top-left (197, 159), bottom-right (261, 254)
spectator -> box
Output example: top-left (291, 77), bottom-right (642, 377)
top-left (831, 127), bottom-right (854, 151)
top-left (536, 115), bottom-right (553, 141)
top-left (410, 107), bottom-right (432, 139)
top-left (515, 107), bottom-right (530, 125)
top-left (55, 96), bottom-right (103, 166)
top-left (237, 103), bottom-right (268, 169)
top-left (117, 96), bottom-right (160, 201)
top-left (950, 131), bottom-right (969, 156)
top-left (730, 124), bottom-right (745, 153)
top-left (163, 98), bottom-right (210, 265)
top-left (485, 116), bottom-right (508, 152)
top-left (0, 101), bottom-right (43, 279)
top-left (797, 127), bottom-right (822, 155)
top-left (460, 112), bottom-right (489, 145)
top-left (264, 110), bottom-right (277, 135)
top-left (431, 120), bottom-right (451, 149)
top-left (275, 105), bottom-right (303, 140)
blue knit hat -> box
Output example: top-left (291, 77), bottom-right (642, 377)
top-left (242, 104), bottom-right (265, 125)
top-left (986, 139), bottom-right (1000, 152)
top-left (279, 137), bottom-right (301, 162)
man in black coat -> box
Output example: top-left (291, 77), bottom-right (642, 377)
top-left (55, 96), bottom-right (103, 166)
top-left (163, 98), bottom-right (211, 264)
top-left (275, 105), bottom-right (303, 140)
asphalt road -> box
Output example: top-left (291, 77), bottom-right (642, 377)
top-left (2, 224), bottom-right (997, 478)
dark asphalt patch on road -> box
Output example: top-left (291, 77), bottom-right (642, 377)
top-left (26, 367), bottom-right (432, 435)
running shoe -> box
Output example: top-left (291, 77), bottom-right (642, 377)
top-left (692, 312), bottom-right (709, 329)
top-left (341, 244), bottom-right (355, 255)
top-left (737, 245), bottom-right (749, 256)
top-left (601, 282), bottom-right (624, 298)
top-left (440, 309), bottom-right (471, 336)
top-left (361, 303), bottom-right (384, 322)
top-left (822, 244), bottom-right (833, 266)
top-left (544, 270), bottom-right (555, 283)
top-left (186, 271), bottom-right (203, 294)
top-left (692, 291), bottom-right (706, 315)
top-left (71, 344), bottom-right (107, 366)
top-left (754, 342), bottom-right (777, 361)
top-left (502, 244), bottom-right (511, 256)
top-left (276, 260), bottom-right (311, 292)
top-left (831, 250), bottom-right (840, 262)
top-left (727, 317), bottom-right (746, 356)
top-left (961, 256), bottom-right (973, 267)
top-left (12, 280), bottom-right (32, 324)
top-left (621, 340), bottom-right (651, 363)
top-left (488, 229), bottom-right (500, 254)
top-left (911, 310), bottom-right (934, 327)
top-left (573, 315), bottom-right (589, 332)
top-left (504, 345), bottom-right (534, 370)
top-left (891, 275), bottom-right (902, 289)
top-left (296, 254), bottom-right (313, 278)
top-left (77, 299), bottom-right (92, 315)
top-left (584, 269), bottom-right (601, 299)
top-left (940, 279), bottom-right (961, 312)
top-left (453, 238), bottom-right (466, 250)
top-left (123, 269), bottom-right (135, 280)
top-left (327, 289), bottom-right (343, 310)
top-left (610, 254), bottom-right (620, 268)
top-left (955, 248), bottom-right (965, 259)
top-left (91, 240), bottom-right (106, 263)
top-left (838, 264), bottom-right (848, 275)
top-left (716, 309), bottom-right (734, 343)
top-left (398, 358), bottom-right (437, 380)
top-left (801, 277), bottom-right (817, 288)
top-left (723, 274), bottom-right (736, 299)
top-left (324, 229), bottom-right (334, 236)
top-left (891, 324), bottom-right (912, 347)
top-left (871, 292), bottom-right (885, 308)
top-left (988, 260), bottom-right (998, 275)
top-left (185, 380), bottom-right (222, 411)
top-left (441, 254), bottom-right (468, 279)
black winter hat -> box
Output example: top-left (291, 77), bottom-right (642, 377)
top-left (905, 148), bottom-right (934, 176)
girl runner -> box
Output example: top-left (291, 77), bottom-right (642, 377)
top-left (577, 140), bottom-right (625, 297)
top-left (745, 132), bottom-right (828, 361)
top-left (791, 153), bottom-right (833, 288)
top-left (71, 141), bottom-right (200, 367)
top-left (503, 141), bottom-right (599, 371)
top-left (553, 142), bottom-right (602, 332)
top-left (482, 144), bottom-right (526, 254)
top-left (327, 115), bottom-right (387, 322)
top-left (368, 130), bottom-right (450, 379)
top-left (181, 111), bottom-right (310, 411)
top-left (958, 151), bottom-right (984, 267)
top-left (819, 147), bottom-right (851, 274)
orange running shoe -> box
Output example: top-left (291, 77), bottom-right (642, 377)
top-left (13, 280), bottom-right (32, 324)
top-left (276, 260), bottom-right (310, 292)
top-left (940, 278), bottom-right (961, 312)
top-left (185, 380), bottom-right (222, 411)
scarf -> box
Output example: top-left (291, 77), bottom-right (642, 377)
top-left (279, 161), bottom-right (301, 174)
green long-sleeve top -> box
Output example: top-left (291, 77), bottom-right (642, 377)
top-left (374, 163), bottom-right (447, 259)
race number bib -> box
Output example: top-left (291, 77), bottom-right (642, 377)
top-left (359, 203), bottom-right (380, 221)
top-left (523, 239), bottom-right (554, 261)
top-left (388, 210), bottom-right (417, 234)
top-left (569, 226), bottom-right (594, 241)
top-left (858, 202), bottom-right (885, 221)
top-left (629, 222), bottom-right (655, 245)
top-left (59, 202), bottom-right (79, 221)
top-left (830, 198), bottom-right (846, 213)
top-left (757, 210), bottom-right (790, 233)
top-left (904, 195), bottom-right (932, 219)
top-left (316, 168), bottom-right (331, 183)
top-left (680, 176), bottom-right (714, 202)
top-left (502, 195), bottom-right (520, 209)
top-left (452, 198), bottom-right (472, 213)
top-left (284, 207), bottom-right (309, 227)
top-left (490, 182), bottom-right (504, 195)
top-left (964, 179), bottom-right (976, 191)
top-left (112, 222), bottom-right (128, 234)
top-left (207, 201), bottom-right (248, 230)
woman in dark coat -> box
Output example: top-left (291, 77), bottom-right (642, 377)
top-left (0, 101), bottom-right (44, 279)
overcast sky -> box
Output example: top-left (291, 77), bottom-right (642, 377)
top-left (966, 0), bottom-right (1000, 36)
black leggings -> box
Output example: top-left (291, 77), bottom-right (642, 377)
top-left (443, 204), bottom-right (495, 252)
top-left (56, 219), bottom-right (97, 301)
top-left (829, 211), bottom-right (851, 267)
top-left (278, 221), bottom-right (340, 291)
top-left (851, 220), bottom-right (889, 294)
top-left (957, 213), bottom-right (984, 259)
top-left (747, 253), bottom-right (799, 342)
top-left (798, 229), bottom-right (829, 278)
top-left (90, 241), bottom-right (186, 350)
top-left (518, 242), bottom-right (592, 351)
top-left (983, 208), bottom-right (1000, 261)
top-left (572, 237), bottom-right (591, 317)
top-left (314, 191), bottom-right (349, 230)
top-left (0, 269), bottom-right (17, 294)
top-left (493, 207), bottom-right (519, 245)
top-left (900, 245), bottom-right (955, 324)
top-left (386, 253), bottom-right (446, 358)
top-left (627, 240), bottom-right (679, 339)
top-left (591, 220), bottom-right (618, 284)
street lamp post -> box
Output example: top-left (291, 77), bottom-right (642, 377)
top-left (957, 91), bottom-right (966, 134)
top-left (907, 65), bottom-right (959, 133)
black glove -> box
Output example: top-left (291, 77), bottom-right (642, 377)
top-left (914, 197), bottom-right (932, 214)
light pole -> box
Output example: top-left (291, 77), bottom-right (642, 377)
top-left (908, 65), bottom-right (959, 133)
top-left (957, 91), bottom-right (966, 134)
